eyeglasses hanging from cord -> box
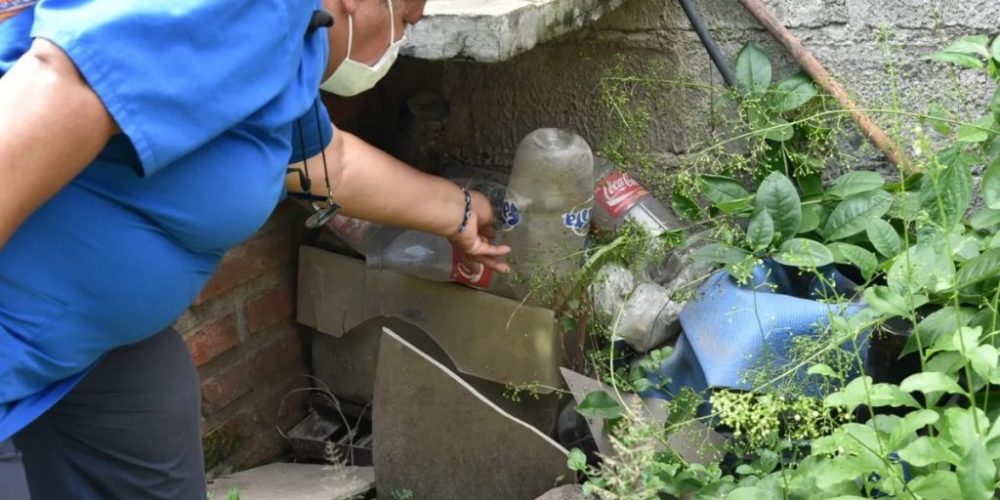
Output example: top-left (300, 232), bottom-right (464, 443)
top-left (286, 99), bottom-right (341, 229)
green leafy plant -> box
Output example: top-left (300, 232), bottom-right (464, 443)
top-left (570, 32), bottom-right (1000, 500)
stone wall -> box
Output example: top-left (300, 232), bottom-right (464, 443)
top-left (376, 0), bottom-right (999, 179)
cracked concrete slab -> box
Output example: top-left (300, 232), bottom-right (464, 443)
top-left (373, 327), bottom-right (572, 500)
top-left (402, 0), bottom-right (626, 62)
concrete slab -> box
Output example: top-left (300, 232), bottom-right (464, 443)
top-left (402, 0), bottom-right (626, 62)
top-left (373, 327), bottom-right (572, 500)
top-left (297, 246), bottom-right (563, 394)
top-left (560, 368), bottom-right (726, 465)
top-left (206, 463), bottom-right (374, 500)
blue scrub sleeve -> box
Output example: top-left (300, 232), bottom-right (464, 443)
top-left (30, 0), bottom-right (302, 177)
top-left (289, 98), bottom-right (334, 164)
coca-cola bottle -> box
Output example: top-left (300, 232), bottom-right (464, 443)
top-left (504, 129), bottom-right (595, 304)
top-left (592, 158), bottom-right (687, 284)
top-left (324, 213), bottom-right (516, 298)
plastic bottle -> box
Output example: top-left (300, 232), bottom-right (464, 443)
top-left (590, 264), bottom-right (683, 353)
top-left (592, 158), bottom-right (687, 284)
top-left (325, 213), bottom-right (516, 298)
top-left (504, 129), bottom-right (595, 302)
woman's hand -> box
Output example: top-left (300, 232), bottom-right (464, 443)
top-left (447, 190), bottom-right (511, 273)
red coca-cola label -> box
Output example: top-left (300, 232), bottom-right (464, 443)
top-left (596, 171), bottom-right (648, 218)
top-left (450, 247), bottom-right (492, 288)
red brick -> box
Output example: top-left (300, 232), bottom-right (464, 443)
top-left (184, 313), bottom-right (239, 367)
top-left (246, 283), bottom-right (295, 335)
top-left (195, 230), bottom-right (298, 305)
top-left (253, 328), bottom-right (305, 382)
top-left (201, 328), bottom-right (304, 415)
top-left (201, 359), bottom-right (253, 415)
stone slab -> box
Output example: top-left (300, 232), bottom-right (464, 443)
top-left (560, 368), bottom-right (727, 465)
top-left (402, 0), bottom-right (625, 62)
top-left (297, 246), bottom-right (562, 393)
top-left (206, 463), bottom-right (374, 500)
top-left (373, 327), bottom-right (571, 500)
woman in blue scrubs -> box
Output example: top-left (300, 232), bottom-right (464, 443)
top-left (0, 0), bottom-right (510, 497)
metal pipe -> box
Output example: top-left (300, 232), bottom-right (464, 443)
top-left (677, 0), bottom-right (737, 88)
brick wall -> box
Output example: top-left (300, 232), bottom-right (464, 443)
top-left (173, 200), bottom-right (312, 474)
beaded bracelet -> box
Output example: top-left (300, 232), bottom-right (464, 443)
top-left (456, 186), bottom-right (473, 234)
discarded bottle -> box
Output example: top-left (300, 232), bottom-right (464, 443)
top-left (592, 158), bottom-right (688, 284)
top-left (590, 263), bottom-right (683, 353)
top-left (325, 213), bottom-right (516, 298)
top-left (504, 129), bottom-right (595, 303)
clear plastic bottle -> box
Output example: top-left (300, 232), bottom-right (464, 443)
top-left (325, 211), bottom-right (516, 297)
top-left (590, 264), bottom-right (682, 353)
top-left (592, 158), bottom-right (686, 284)
top-left (504, 129), bottom-right (595, 303)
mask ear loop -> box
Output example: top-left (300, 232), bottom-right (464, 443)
top-left (304, 101), bottom-right (340, 229)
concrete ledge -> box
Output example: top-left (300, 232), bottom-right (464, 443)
top-left (402, 0), bottom-right (625, 62)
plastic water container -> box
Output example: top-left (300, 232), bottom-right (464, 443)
top-left (504, 129), bottom-right (595, 303)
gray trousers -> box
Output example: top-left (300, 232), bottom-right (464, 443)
top-left (7, 328), bottom-right (206, 500)
top-left (0, 439), bottom-right (29, 500)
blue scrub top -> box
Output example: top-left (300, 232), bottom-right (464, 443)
top-left (0, 0), bottom-right (334, 440)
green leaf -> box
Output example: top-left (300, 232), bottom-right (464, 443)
top-left (755, 172), bottom-right (801, 243)
top-left (934, 326), bottom-right (983, 355)
top-left (982, 158), bottom-right (1000, 210)
top-left (576, 391), bottom-right (624, 420)
top-left (897, 436), bottom-right (961, 466)
top-left (827, 171), bottom-right (886, 199)
top-left (671, 189), bottom-right (701, 221)
top-left (900, 372), bottom-right (966, 396)
top-left (991, 86), bottom-right (1000, 119)
top-left (957, 441), bottom-right (996, 500)
top-left (798, 171), bottom-right (823, 196)
top-left (888, 409), bottom-right (939, 449)
top-left (798, 204), bottom-right (823, 234)
top-left (927, 51), bottom-right (984, 69)
top-left (823, 191), bottom-right (893, 241)
top-left (889, 190), bottom-right (922, 221)
top-left (750, 113), bottom-right (795, 142)
top-left (726, 487), bottom-right (771, 500)
top-left (956, 114), bottom-right (997, 143)
top-left (701, 175), bottom-right (750, 206)
top-left (824, 376), bottom-right (919, 412)
top-left (866, 219), bottom-right (902, 258)
top-left (735, 43), bottom-right (772, 92)
top-left (774, 73), bottom-right (818, 112)
top-left (807, 363), bottom-right (837, 378)
top-left (970, 207), bottom-right (1000, 230)
top-left (888, 242), bottom-right (957, 294)
top-left (921, 151), bottom-right (974, 227)
top-left (940, 35), bottom-right (991, 57)
top-left (863, 286), bottom-right (926, 317)
top-left (694, 243), bottom-right (750, 265)
top-left (828, 243), bottom-right (878, 281)
top-left (774, 238), bottom-right (834, 268)
top-left (904, 307), bottom-right (975, 357)
top-left (567, 448), bottom-right (587, 472)
top-left (956, 248), bottom-right (1000, 289)
top-left (747, 210), bottom-right (775, 250)
top-left (993, 35), bottom-right (1000, 62)
top-left (907, 470), bottom-right (961, 500)
top-left (969, 344), bottom-right (999, 380)
top-left (927, 102), bottom-right (953, 135)
top-left (942, 407), bottom-right (990, 456)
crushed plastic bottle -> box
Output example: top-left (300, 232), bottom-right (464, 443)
top-left (590, 264), bottom-right (683, 353)
top-left (592, 158), bottom-right (687, 284)
top-left (504, 129), bottom-right (595, 303)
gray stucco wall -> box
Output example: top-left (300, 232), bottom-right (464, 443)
top-left (376, 0), bottom-right (999, 182)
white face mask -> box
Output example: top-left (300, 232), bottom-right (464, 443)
top-left (320, 0), bottom-right (405, 96)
